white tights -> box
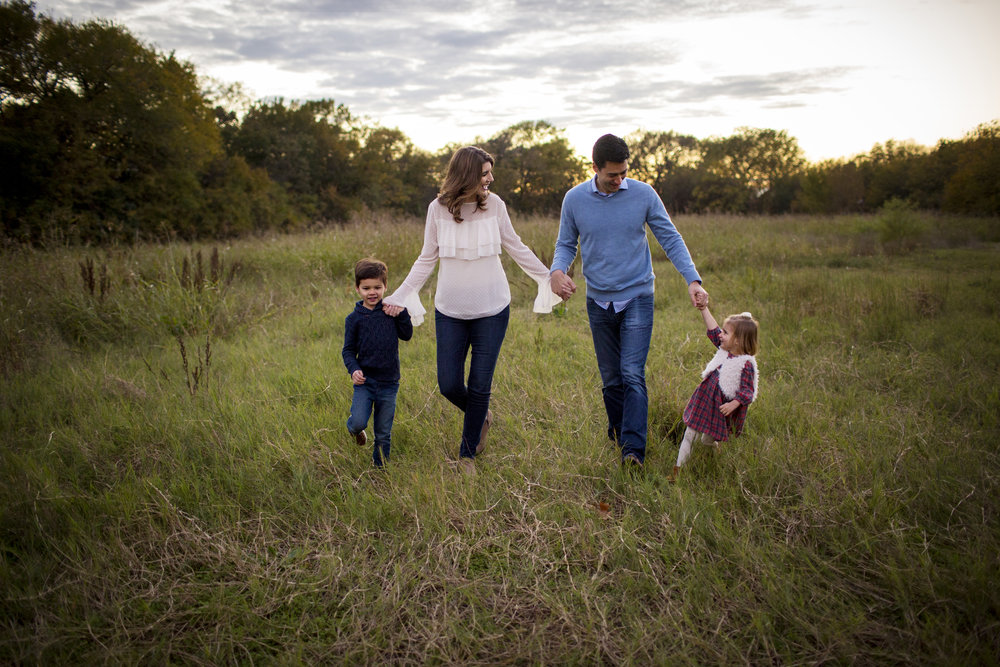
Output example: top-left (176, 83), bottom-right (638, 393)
top-left (676, 427), bottom-right (716, 467)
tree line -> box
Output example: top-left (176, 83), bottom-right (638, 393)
top-left (2, 1), bottom-right (997, 244)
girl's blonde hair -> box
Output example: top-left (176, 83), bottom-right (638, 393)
top-left (438, 146), bottom-right (494, 223)
top-left (724, 312), bottom-right (759, 356)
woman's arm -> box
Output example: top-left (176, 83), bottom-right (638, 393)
top-left (496, 201), bottom-right (564, 312)
top-left (496, 201), bottom-right (549, 280)
top-left (382, 204), bottom-right (438, 323)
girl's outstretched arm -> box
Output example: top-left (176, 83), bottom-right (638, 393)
top-left (700, 304), bottom-right (720, 331)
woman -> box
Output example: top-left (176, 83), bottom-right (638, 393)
top-left (383, 146), bottom-right (561, 474)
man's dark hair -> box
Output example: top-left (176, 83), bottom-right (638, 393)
top-left (355, 257), bottom-right (388, 287)
top-left (592, 134), bottom-right (630, 169)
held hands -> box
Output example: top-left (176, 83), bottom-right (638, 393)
top-left (689, 282), bottom-right (709, 309)
top-left (351, 369), bottom-right (366, 386)
top-left (550, 270), bottom-right (577, 301)
top-left (382, 303), bottom-right (403, 317)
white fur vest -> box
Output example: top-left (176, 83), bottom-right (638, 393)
top-left (701, 349), bottom-right (758, 402)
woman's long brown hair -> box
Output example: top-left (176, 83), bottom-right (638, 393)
top-left (438, 146), bottom-right (494, 223)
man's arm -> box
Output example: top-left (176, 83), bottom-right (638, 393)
top-left (550, 191), bottom-right (580, 299)
top-left (643, 187), bottom-right (706, 307)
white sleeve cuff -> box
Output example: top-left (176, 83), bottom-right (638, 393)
top-left (384, 290), bottom-right (427, 326)
top-left (532, 275), bottom-right (565, 314)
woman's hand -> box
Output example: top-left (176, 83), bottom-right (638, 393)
top-left (550, 270), bottom-right (576, 300)
top-left (382, 303), bottom-right (403, 317)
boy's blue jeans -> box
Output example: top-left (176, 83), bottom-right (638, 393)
top-left (434, 306), bottom-right (509, 460)
top-left (347, 378), bottom-right (399, 467)
top-left (585, 295), bottom-right (654, 463)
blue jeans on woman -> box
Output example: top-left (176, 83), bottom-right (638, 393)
top-left (347, 378), bottom-right (399, 467)
top-left (585, 294), bottom-right (654, 463)
top-left (435, 306), bottom-right (510, 460)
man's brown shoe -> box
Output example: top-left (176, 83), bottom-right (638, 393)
top-left (622, 453), bottom-right (643, 475)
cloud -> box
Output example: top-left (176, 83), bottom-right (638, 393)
top-left (44, 0), bottom-right (993, 160)
top-left (36, 0), bottom-right (843, 123)
top-left (43, 0), bottom-right (801, 72)
top-left (671, 68), bottom-right (855, 102)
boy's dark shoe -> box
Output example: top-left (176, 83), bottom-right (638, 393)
top-left (354, 430), bottom-right (367, 447)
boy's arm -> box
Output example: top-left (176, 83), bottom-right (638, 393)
top-left (341, 316), bottom-right (362, 375)
top-left (394, 308), bottom-right (413, 341)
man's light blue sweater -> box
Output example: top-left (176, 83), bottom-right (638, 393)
top-left (551, 178), bottom-right (701, 302)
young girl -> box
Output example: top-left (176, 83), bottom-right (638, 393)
top-left (671, 303), bottom-right (759, 480)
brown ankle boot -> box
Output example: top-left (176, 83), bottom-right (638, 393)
top-left (476, 409), bottom-right (493, 455)
top-left (667, 465), bottom-right (680, 482)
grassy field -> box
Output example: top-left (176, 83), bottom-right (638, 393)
top-left (2, 211), bottom-right (999, 664)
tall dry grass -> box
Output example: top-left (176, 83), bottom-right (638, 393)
top-left (1, 210), bottom-right (998, 663)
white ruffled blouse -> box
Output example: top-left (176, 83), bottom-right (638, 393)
top-left (384, 194), bottom-right (562, 325)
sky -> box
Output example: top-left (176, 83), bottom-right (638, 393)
top-left (38, 0), bottom-right (1000, 163)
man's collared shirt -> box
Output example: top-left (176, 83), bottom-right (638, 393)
top-left (591, 176), bottom-right (629, 198)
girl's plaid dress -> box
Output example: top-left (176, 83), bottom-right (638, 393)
top-left (682, 327), bottom-right (756, 441)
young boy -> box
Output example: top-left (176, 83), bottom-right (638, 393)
top-left (342, 258), bottom-right (412, 467)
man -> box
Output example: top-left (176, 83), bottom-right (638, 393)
top-left (550, 134), bottom-right (708, 468)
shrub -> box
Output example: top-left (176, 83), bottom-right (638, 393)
top-left (877, 198), bottom-right (928, 254)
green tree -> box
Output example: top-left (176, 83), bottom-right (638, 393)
top-left (478, 120), bottom-right (587, 214)
top-left (0, 0), bottom-right (229, 241)
top-left (225, 98), bottom-right (361, 221)
top-left (198, 154), bottom-right (299, 236)
top-left (354, 125), bottom-right (437, 215)
top-left (943, 120), bottom-right (1000, 215)
top-left (861, 139), bottom-right (930, 210)
top-left (698, 127), bottom-right (805, 213)
top-left (794, 159), bottom-right (865, 214)
top-left (624, 130), bottom-right (702, 213)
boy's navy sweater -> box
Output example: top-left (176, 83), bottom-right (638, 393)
top-left (342, 301), bottom-right (412, 382)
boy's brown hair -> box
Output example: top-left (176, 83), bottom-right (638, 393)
top-left (354, 258), bottom-right (388, 287)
